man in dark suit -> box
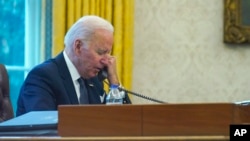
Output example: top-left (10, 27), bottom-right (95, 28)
top-left (16, 15), bottom-right (130, 116)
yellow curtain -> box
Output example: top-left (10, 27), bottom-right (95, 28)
top-left (52, 0), bottom-right (134, 90)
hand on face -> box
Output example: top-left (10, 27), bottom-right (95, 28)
top-left (100, 55), bottom-right (119, 85)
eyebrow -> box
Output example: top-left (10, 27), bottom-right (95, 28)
top-left (97, 48), bottom-right (111, 54)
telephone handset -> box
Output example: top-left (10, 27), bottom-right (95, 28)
top-left (98, 67), bottom-right (108, 81)
top-left (98, 67), bottom-right (166, 104)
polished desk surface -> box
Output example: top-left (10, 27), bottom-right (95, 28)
top-left (0, 136), bottom-right (229, 141)
top-left (1, 103), bottom-right (244, 141)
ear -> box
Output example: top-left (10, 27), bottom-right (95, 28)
top-left (74, 40), bottom-right (81, 49)
top-left (73, 40), bottom-right (82, 55)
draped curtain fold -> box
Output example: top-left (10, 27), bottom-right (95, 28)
top-left (52, 0), bottom-right (134, 90)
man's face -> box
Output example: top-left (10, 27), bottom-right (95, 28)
top-left (76, 29), bottom-right (113, 79)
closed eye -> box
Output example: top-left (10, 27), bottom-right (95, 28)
top-left (96, 49), bottom-right (110, 56)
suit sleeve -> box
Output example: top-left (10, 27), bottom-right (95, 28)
top-left (17, 66), bottom-right (57, 115)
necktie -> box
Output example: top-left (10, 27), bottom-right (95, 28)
top-left (77, 78), bottom-right (89, 104)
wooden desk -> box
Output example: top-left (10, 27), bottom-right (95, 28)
top-left (0, 135), bottom-right (229, 141)
top-left (58, 103), bottom-right (250, 137)
top-left (0, 103), bottom-right (248, 141)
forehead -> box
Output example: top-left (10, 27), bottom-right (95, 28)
top-left (91, 29), bottom-right (113, 49)
top-left (94, 29), bottom-right (113, 41)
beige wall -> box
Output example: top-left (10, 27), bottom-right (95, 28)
top-left (132, 0), bottom-right (250, 104)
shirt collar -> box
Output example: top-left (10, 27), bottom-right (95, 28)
top-left (63, 51), bottom-right (81, 81)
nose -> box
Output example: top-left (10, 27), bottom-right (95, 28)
top-left (100, 55), bottom-right (108, 64)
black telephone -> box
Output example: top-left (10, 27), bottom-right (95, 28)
top-left (97, 68), bottom-right (166, 104)
top-left (97, 67), bottom-right (108, 81)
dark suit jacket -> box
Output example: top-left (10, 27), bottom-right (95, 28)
top-left (16, 52), bottom-right (106, 116)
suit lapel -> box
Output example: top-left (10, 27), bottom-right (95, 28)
top-left (54, 52), bottom-right (79, 104)
top-left (85, 79), bottom-right (102, 104)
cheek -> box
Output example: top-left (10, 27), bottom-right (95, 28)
top-left (92, 55), bottom-right (102, 64)
top-left (83, 52), bottom-right (101, 65)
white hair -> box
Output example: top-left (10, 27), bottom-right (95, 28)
top-left (64, 15), bottom-right (114, 49)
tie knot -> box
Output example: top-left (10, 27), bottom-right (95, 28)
top-left (78, 78), bottom-right (84, 84)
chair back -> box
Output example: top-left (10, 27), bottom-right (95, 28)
top-left (0, 64), bottom-right (14, 122)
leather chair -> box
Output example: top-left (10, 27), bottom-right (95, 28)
top-left (0, 64), bottom-right (14, 122)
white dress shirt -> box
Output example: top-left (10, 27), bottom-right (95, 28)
top-left (63, 51), bottom-right (81, 102)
